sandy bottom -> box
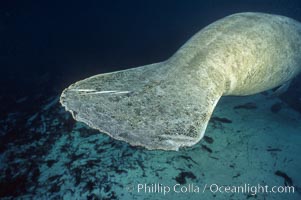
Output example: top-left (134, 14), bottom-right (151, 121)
top-left (0, 93), bottom-right (300, 199)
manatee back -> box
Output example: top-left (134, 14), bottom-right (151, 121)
top-left (228, 13), bottom-right (301, 95)
top-left (209, 13), bottom-right (301, 95)
top-left (171, 13), bottom-right (301, 96)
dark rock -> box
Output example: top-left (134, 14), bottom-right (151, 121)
top-left (266, 148), bottom-right (282, 152)
top-left (104, 184), bottom-right (111, 193)
top-left (78, 127), bottom-right (99, 138)
top-left (201, 144), bottom-right (212, 153)
top-left (232, 173), bottom-right (240, 178)
top-left (46, 159), bottom-right (56, 167)
top-left (211, 117), bottom-right (232, 123)
top-left (69, 153), bottom-right (85, 162)
top-left (85, 180), bottom-right (95, 192)
top-left (73, 168), bottom-right (82, 186)
top-left (177, 155), bottom-right (198, 164)
top-left (209, 156), bottom-right (219, 160)
top-left (108, 191), bottom-right (118, 200)
top-left (115, 169), bottom-right (127, 174)
top-left (234, 102), bottom-right (257, 110)
top-left (48, 175), bottom-right (62, 182)
top-left (0, 175), bottom-right (27, 198)
top-left (175, 171), bottom-right (196, 184)
top-left (275, 170), bottom-right (293, 186)
top-left (63, 115), bottom-right (76, 132)
top-left (85, 160), bottom-right (100, 168)
top-left (87, 193), bottom-right (101, 200)
top-left (49, 184), bottom-right (60, 193)
top-left (31, 168), bottom-right (40, 182)
top-left (203, 136), bottom-right (214, 144)
top-left (271, 103), bottom-right (282, 113)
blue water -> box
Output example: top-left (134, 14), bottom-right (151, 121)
top-left (0, 1), bottom-right (301, 199)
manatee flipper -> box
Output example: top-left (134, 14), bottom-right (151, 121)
top-left (60, 62), bottom-right (222, 150)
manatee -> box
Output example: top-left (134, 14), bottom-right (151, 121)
top-left (60, 12), bottom-right (301, 151)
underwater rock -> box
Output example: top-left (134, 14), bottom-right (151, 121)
top-left (203, 136), bottom-right (214, 144)
top-left (270, 102), bottom-right (283, 113)
top-left (210, 117), bottom-right (232, 124)
top-left (175, 171), bottom-right (197, 184)
top-left (229, 164), bottom-right (235, 168)
top-left (60, 13), bottom-right (301, 151)
top-left (177, 155), bottom-right (198, 165)
top-left (233, 102), bottom-right (257, 110)
top-left (201, 144), bottom-right (213, 153)
top-left (0, 175), bottom-right (27, 198)
top-left (46, 159), bottom-right (57, 167)
top-left (266, 147), bottom-right (282, 152)
top-left (275, 170), bottom-right (293, 186)
top-left (232, 173), bottom-right (240, 178)
top-left (87, 193), bottom-right (101, 200)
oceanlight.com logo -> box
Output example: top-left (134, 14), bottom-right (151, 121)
top-left (208, 184), bottom-right (295, 196)
top-left (126, 183), bottom-right (295, 196)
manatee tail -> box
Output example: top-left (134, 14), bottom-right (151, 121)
top-left (60, 61), bottom-right (222, 150)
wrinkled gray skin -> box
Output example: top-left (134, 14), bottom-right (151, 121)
top-left (60, 13), bottom-right (301, 151)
